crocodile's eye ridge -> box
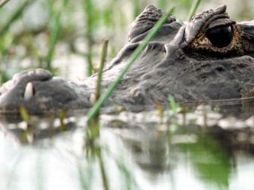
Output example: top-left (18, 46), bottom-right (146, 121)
top-left (206, 25), bottom-right (233, 48)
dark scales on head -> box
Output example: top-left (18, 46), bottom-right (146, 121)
top-left (2, 5), bottom-right (254, 114)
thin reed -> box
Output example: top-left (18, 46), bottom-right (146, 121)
top-left (0, 0), bottom-right (30, 36)
top-left (0, 1), bottom-right (244, 190)
top-left (95, 40), bottom-right (109, 103)
top-left (0, 0), bottom-right (10, 8)
top-left (46, 0), bottom-right (69, 71)
top-left (83, 0), bottom-right (95, 76)
top-left (187, 0), bottom-right (202, 21)
top-left (86, 7), bottom-right (175, 123)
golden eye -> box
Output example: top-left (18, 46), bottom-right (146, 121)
top-left (206, 25), bottom-right (233, 48)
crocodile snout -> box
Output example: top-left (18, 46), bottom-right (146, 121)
top-left (0, 69), bottom-right (92, 114)
top-left (0, 69), bottom-right (53, 114)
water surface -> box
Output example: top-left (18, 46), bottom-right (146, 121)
top-left (0, 101), bottom-right (254, 190)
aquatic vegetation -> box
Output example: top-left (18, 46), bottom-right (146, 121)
top-left (86, 7), bottom-right (174, 123)
top-left (187, 0), bottom-right (202, 20)
top-left (46, 0), bottom-right (70, 71)
top-left (0, 1), bottom-right (254, 190)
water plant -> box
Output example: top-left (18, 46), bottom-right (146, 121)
top-left (46, 0), bottom-right (70, 71)
top-left (187, 0), bottom-right (202, 20)
top-left (86, 40), bottom-right (108, 158)
top-left (2, 1), bottom-right (251, 190)
top-left (0, 0), bottom-right (10, 7)
top-left (86, 7), bottom-right (175, 123)
top-left (0, 0), bottom-right (31, 36)
top-left (83, 0), bottom-right (96, 76)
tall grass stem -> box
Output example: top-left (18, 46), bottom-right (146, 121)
top-left (95, 40), bottom-right (108, 102)
top-left (98, 151), bottom-right (110, 190)
top-left (87, 7), bottom-right (175, 123)
top-left (46, 0), bottom-right (69, 71)
top-left (187, 0), bottom-right (202, 21)
top-left (83, 0), bottom-right (95, 76)
top-left (88, 40), bottom-right (108, 128)
top-left (0, 0), bottom-right (31, 36)
top-left (0, 0), bottom-right (10, 8)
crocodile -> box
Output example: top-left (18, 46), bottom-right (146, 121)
top-left (1, 5), bottom-right (254, 114)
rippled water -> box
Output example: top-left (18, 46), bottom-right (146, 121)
top-left (1, 1), bottom-right (254, 189)
top-left (0, 101), bottom-right (254, 190)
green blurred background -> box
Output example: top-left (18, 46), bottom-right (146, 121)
top-left (0, 0), bottom-right (253, 83)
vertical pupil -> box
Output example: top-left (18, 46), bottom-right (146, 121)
top-left (206, 26), bottom-right (233, 48)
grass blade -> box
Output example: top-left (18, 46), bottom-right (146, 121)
top-left (132, 0), bottom-right (140, 18)
top-left (0, 0), bottom-right (31, 36)
top-left (87, 7), bottom-right (175, 123)
top-left (83, 0), bottom-right (95, 76)
top-left (187, 0), bottom-right (202, 21)
top-left (88, 40), bottom-right (108, 128)
top-left (95, 40), bottom-right (109, 102)
top-left (98, 150), bottom-right (110, 190)
top-left (46, 0), bottom-right (69, 71)
top-left (0, 0), bottom-right (10, 8)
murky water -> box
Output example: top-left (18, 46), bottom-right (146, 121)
top-left (0, 101), bottom-right (254, 190)
top-left (1, 1), bottom-right (254, 189)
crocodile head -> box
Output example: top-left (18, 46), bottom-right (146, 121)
top-left (107, 5), bottom-right (254, 109)
top-left (1, 5), bottom-right (254, 114)
top-left (0, 69), bottom-right (91, 114)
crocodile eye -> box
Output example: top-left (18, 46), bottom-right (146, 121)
top-left (206, 25), bottom-right (233, 48)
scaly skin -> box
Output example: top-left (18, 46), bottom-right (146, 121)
top-left (1, 5), bottom-right (254, 114)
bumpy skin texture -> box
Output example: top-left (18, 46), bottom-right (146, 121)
top-left (1, 5), bottom-right (254, 114)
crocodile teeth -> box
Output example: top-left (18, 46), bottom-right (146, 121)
top-left (24, 82), bottom-right (34, 100)
top-left (89, 93), bottom-right (96, 104)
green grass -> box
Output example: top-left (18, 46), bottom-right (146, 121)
top-left (0, 0), bottom-right (31, 36)
top-left (0, 0), bottom-right (202, 82)
top-left (83, 0), bottom-right (96, 76)
top-left (86, 7), bottom-right (175, 123)
top-left (0, 0), bottom-right (10, 8)
top-left (46, 0), bottom-right (70, 71)
top-left (0, 0), bottom-right (252, 85)
top-left (187, 0), bottom-right (202, 20)
top-left (0, 1), bottom-right (248, 190)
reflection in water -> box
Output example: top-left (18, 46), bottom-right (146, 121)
top-left (0, 102), bottom-right (254, 190)
top-left (179, 134), bottom-right (232, 189)
top-left (119, 127), bottom-right (172, 175)
top-left (115, 125), bottom-right (231, 189)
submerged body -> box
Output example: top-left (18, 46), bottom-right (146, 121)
top-left (1, 5), bottom-right (254, 114)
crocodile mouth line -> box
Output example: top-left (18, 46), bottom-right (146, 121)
top-left (184, 49), bottom-right (253, 61)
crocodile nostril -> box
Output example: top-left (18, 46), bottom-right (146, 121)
top-left (215, 66), bottom-right (225, 72)
top-left (24, 82), bottom-right (35, 100)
